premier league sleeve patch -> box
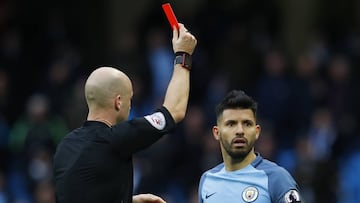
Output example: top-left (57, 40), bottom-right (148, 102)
top-left (144, 112), bottom-right (166, 130)
top-left (284, 190), bottom-right (301, 203)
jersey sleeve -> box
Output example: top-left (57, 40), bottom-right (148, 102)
top-left (109, 106), bottom-right (176, 156)
top-left (267, 166), bottom-right (301, 203)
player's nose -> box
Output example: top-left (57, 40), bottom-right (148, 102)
top-left (235, 123), bottom-right (244, 135)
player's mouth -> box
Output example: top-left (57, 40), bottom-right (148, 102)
top-left (232, 137), bottom-right (247, 147)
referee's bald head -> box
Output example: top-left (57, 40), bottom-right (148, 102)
top-left (85, 67), bottom-right (132, 110)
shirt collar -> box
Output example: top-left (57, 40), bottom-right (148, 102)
top-left (251, 152), bottom-right (263, 168)
top-left (82, 120), bottom-right (110, 128)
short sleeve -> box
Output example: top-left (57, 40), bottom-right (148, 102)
top-left (109, 106), bottom-right (176, 156)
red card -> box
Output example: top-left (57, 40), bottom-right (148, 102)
top-left (162, 3), bottom-right (179, 30)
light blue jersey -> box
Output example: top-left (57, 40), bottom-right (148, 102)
top-left (198, 154), bottom-right (301, 203)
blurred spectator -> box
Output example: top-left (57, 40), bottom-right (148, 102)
top-left (9, 93), bottom-right (68, 156)
top-left (289, 53), bottom-right (322, 132)
top-left (0, 116), bottom-right (10, 170)
top-left (312, 158), bottom-right (339, 203)
top-left (325, 55), bottom-right (360, 156)
top-left (146, 27), bottom-right (173, 106)
top-left (0, 69), bottom-right (9, 111)
top-left (33, 179), bottom-right (55, 203)
top-left (27, 148), bottom-right (53, 186)
top-left (254, 48), bottom-right (292, 148)
top-left (200, 129), bottom-right (222, 173)
top-left (0, 69), bottom-right (10, 164)
top-left (7, 93), bottom-right (67, 202)
top-left (7, 168), bottom-right (32, 203)
top-left (307, 107), bottom-right (339, 203)
top-left (127, 73), bottom-right (152, 120)
top-left (308, 107), bottom-right (337, 161)
top-left (254, 121), bottom-right (276, 161)
top-left (40, 43), bottom-right (81, 116)
top-left (326, 55), bottom-right (359, 122)
top-left (0, 28), bottom-right (22, 62)
top-left (293, 136), bottom-right (316, 203)
top-left (176, 105), bottom-right (209, 185)
top-left (63, 77), bottom-right (88, 130)
top-left (338, 149), bottom-right (360, 203)
top-left (204, 72), bottom-right (230, 125)
top-left (0, 170), bottom-right (8, 203)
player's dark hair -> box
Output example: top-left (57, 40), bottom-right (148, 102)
top-left (215, 90), bottom-right (258, 120)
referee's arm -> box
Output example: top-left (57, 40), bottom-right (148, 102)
top-left (163, 23), bottom-right (196, 123)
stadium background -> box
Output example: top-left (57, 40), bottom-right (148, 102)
top-left (1, 0), bottom-right (360, 202)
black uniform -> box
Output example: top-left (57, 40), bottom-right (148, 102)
top-left (54, 107), bottom-right (175, 203)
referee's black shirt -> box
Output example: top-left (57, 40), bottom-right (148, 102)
top-left (54, 107), bottom-right (175, 203)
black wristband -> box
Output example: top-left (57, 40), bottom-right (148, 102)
top-left (174, 52), bottom-right (192, 70)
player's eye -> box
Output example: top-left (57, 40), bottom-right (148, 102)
top-left (244, 120), bottom-right (253, 127)
top-left (226, 121), bottom-right (236, 127)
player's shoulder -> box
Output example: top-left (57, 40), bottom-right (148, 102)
top-left (253, 155), bottom-right (298, 188)
top-left (203, 162), bottom-right (224, 174)
top-left (254, 155), bottom-right (301, 202)
top-left (255, 156), bottom-right (292, 178)
top-left (199, 162), bottom-right (224, 190)
top-left (200, 162), bottom-right (224, 180)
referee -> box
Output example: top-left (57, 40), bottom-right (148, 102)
top-left (53, 23), bottom-right (197, 203)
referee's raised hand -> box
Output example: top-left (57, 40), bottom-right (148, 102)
top-left (172, 23), bottom-right (197, 55)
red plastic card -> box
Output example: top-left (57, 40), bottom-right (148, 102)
top-left (162, 3), bottom-right (179, 30)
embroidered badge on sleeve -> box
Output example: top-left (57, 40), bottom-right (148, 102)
top-left (284, 189), bottom-right (301, 203)
top-left (144, 112), bottom-right (166, 130)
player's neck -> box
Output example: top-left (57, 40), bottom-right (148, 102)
top-left (224, 150), bottom-right (256, 171)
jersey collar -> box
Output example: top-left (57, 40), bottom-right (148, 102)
top-left (251, 152), bottom-right (263, 168)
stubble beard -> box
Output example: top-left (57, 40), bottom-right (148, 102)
top-left (223, 139), bottom-right (255, 160)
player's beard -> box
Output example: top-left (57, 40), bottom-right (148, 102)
top-left (221, 136), bottom-right (255, 160)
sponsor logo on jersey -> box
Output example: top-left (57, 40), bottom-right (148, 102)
top-left (242, 186), bottom-right (258, 202)
top-left (284, 189), bottom-right (301, 203)
top-left (145, 112), bottom-right (166, 130)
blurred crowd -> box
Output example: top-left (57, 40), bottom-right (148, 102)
top-left (1, 1), bottom-right (360, 203)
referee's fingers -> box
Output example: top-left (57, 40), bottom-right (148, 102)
top-left (172, 24), bottom-right (179, 42)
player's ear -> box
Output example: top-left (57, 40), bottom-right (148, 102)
top-left (255, 124), bottom-right (261, 140)
top-left (212, 126), bottom-right (220, 140)
top-left (114, 95), bottom-right (121, 111)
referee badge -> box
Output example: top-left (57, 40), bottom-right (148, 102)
top-left (284, 190), bottom-right (301, 203)
top-left (242, 186), bottom-right (258, 202)
top-left (145, 112), bottom-right (166, 130)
